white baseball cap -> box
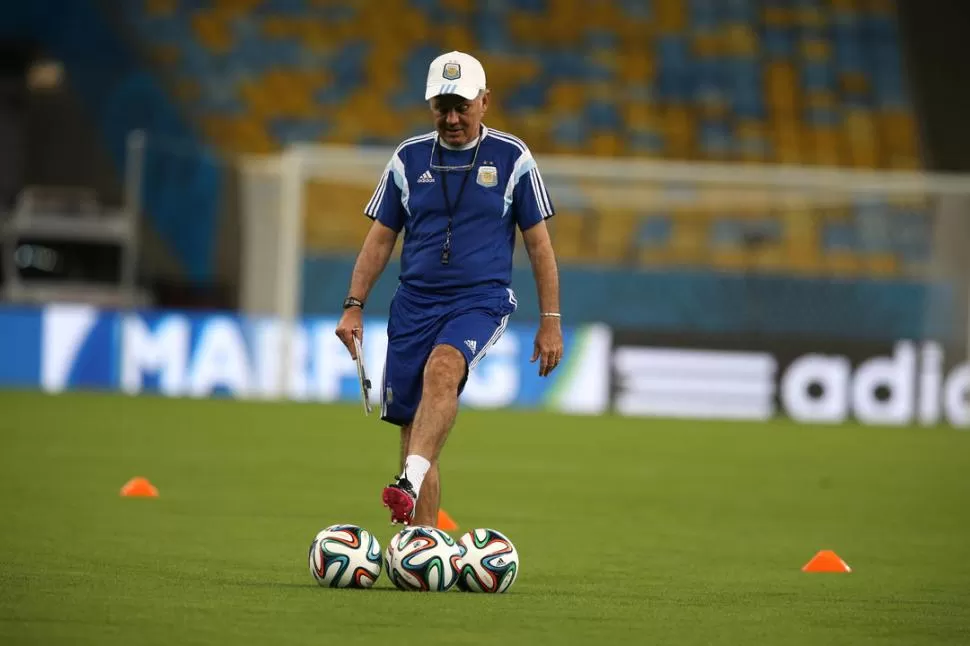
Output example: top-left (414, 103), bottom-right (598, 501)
top-left (424, 51), bottom-right (487, 101)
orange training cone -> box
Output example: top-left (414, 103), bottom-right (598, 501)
top-left (802, 550), bottom-right (851, 573)
top-left (436, 509), bottom-right (458, 531)
top-left (120, 477), bottom-right (159, 498)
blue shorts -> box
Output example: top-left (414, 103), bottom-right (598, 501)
top-left (380, 284), bottom-right (517, 426)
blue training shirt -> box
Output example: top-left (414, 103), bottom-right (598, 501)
top-left (364, 125), bottom-right (555, 294)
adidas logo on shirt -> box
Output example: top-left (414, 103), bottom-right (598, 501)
top-left (464, 339), bottom-right (477, 354)
top-left (417, 170), bottom-right (435, 183)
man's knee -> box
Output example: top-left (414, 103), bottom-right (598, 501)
top-left (423, 345), bottom-right (466, 395)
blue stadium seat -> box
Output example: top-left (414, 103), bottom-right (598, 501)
top-left (269, 117), bottom-right (329, 146)
top-left (763, 27), bottom-right (796, 59)
top-left (689, 0), bottom-right (720, 31)
top-left (585, 99), bottom-right (622, 130)
top-left (638, 215), bottom-right (673, 247)
top-left (550, 115), bottom-right (588, 149)
top-left (617, 0), bottom-right (652, 20)
top-left (699, 119), bottom-right (733, 156)
top-left (723, 0), bottom-right (755, 23)
top-left (823, 222), bottom-right (859, 252)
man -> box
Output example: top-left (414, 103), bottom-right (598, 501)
top-left (335, 51), bottom-right (563, 527)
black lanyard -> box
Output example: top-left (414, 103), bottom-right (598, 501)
top-left (437, 145), bottom-right (473, 265)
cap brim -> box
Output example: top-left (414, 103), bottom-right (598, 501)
top-left (425, 84), bottom-right (481, 101)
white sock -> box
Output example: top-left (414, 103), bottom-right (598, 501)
top-left (401, 455), bottom-right (431, 498)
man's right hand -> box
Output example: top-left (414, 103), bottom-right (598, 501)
top-left (335, 307), bottom-right (364, 359)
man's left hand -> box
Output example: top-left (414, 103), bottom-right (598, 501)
top-left (531, 317), bottom-right (564, 377)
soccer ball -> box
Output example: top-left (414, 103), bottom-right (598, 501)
top-left (455, 528), bottom-right (519, 593)
top-left (308, 524), bottom-right (382, 588)
top-left (386, 526), bottom-right (462, 592)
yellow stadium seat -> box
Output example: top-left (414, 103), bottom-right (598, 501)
top-left (588, 132), bottom-right (622, 157)
top-left (593, 210), bottom-right (638, 263)
top-left (879, 110), bottom-right (921, 169)
top-left (693, 33), bottom-right (721, 58)
top-left (173, 79), bottom-right (200, 103)
top-left (801, 39), bottom-right (831, 61)
top-left (710, 247), bottom-right (750, 272)
top-left (617, 20), bottom-right (655, 51)
top-left (669, 213), bottom-right (706, 265)
top-left (547, 82), bottom-right (587, 114)
top-left (771, 120), bottom-right (803, 164)
top-left (734, 119), bottom-right (769, 163)
top-left (750, 246), bottom-right (788, 272)
top-left (546, 12), bottom-right (584, 45)
top-left (145, 0), bottom-right (177, 17)
top-left (655, 0), bottom-right (686, 33)
top-left (786, 245), bottom-right (822, 274)
top-left (304, 182), bottom-right (375, 252)
top-left (398, 12), bottom-right (432, 44)
top-left (638, 247), bottom-right (672, 266)
top-left (762, 6), bottom-right (793, 27)
top-left (765, 62), bottom-right (798, 113)
top-left (843, 109), bottom-right (880, 168)
top-left (724, 25), bottom-right (758, 57)
top-left (782, 207), bottom-right (819, 248)
top-left (796, 6), bottom-right (826, 28)
top-left (440, 24), bottom-right (476, 52)
top-left (839, 71), bottom-right (869, 96)
top-left (214, 0), bottom-right (263, 14)
top-left (664, 106), bottom-right (695, 159)
top-left (618, 53), bottom-right (655, 84)
top-left (246, 70), bottom-right (325, 119)
top-left (508, 14), bottom-right (548, 46)
top-left (624, 103), bottom-right (660, 130)
top-left (148, 44), bottom-right (180, 67)
top-left (823, 251), bottom-right (863, 277)
top-left (477, 55), bottom-right (539, 92)
top-left (549, 211), bottom-right (587, 262)
top-left (240, 79), bottom-right (274, 118)
top-left (808, 127), bottom-right (843, 166)
top-left (867, 0), bottom-right (895, 15)
top-left (201, 115), bottom-right (276, 155)
top-left (806, 91), bottom-right (837, 111)
top-left (191, 10), bottom-right (233, 54)
top-left (440, 0), bottom-right (473, 13)
top-left (864, 254), bottom-right (899, 277)
top-left (262, 16), bottom-right (302, 39)
top-left (514, 112), bottom-right (553, 151)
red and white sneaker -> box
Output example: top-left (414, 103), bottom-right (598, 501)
top-left (382, 477), bottom-right (416, 525)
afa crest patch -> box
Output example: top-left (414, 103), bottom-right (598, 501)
top-left (476, 165), bottom-right (498, 188)
top-left (442, 62), bottom-right (461, 80)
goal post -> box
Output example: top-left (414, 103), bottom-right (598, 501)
top-left (239, 144), bottom-right (970, 408)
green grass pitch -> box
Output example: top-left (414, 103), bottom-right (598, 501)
top-left (2, 391), bottom-right (969, 645)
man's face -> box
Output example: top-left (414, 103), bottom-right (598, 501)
top-left (430, 91), bottom-right (489, 147)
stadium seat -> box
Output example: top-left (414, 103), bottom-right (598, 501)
top-left (112, 0), bottom-right (926, 273)
top-left (549, 211), bottom-right (588, 262)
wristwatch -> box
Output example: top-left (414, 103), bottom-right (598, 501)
top-left (343, 296), bottom-right (364, 310)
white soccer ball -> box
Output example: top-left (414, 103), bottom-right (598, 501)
top-left (308, 524), bottom-right (382, 588)
top-left (386, 526), bottom-right (462, 592)
top-left (455, 528), bottom-right (520, 593)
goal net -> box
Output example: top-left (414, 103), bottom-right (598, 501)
top-left (239, 144), bottom-right (970, 425)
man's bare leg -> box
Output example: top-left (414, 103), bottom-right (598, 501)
top-left (413, 466), bottom-right (439, 527)
top-left (408, 344), bottom-right (464, 462)
top-left (384, 345), bottom-right (464, 524)
top-left (398, 424), bottom-right (440, 527)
